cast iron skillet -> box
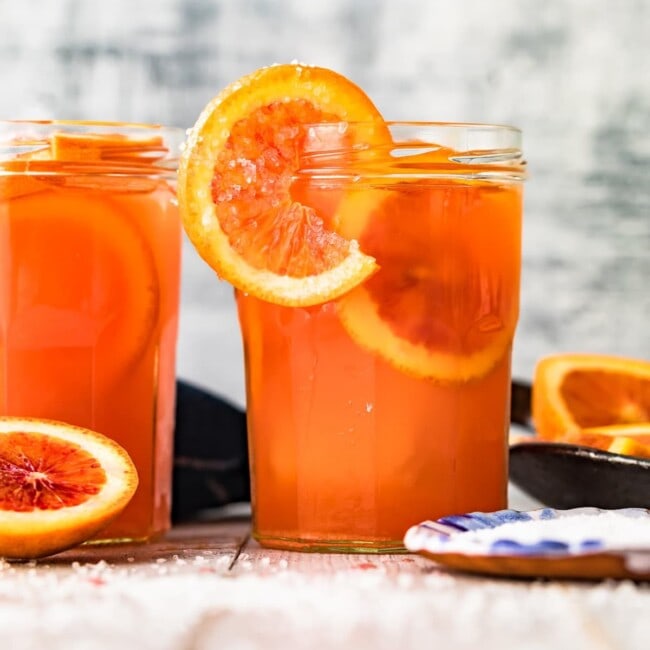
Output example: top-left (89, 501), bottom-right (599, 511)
top-left (509, 380), bottom-right (650, 509)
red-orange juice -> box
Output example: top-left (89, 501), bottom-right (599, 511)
top-left (237, 123), bottom-right (525, 551)
top-left (0, 122), bottom-right (183, 541)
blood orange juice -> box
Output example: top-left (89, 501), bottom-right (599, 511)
top-left (0, 121), bottom-right (183, 541)
top-left (237, 123), bottom-right (525, 551)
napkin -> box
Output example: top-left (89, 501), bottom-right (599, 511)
top-left (172, 380), bottom-right (249, 522)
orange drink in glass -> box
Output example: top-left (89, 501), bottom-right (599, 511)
top-left (236, 123), bottom-right (525, 551)
top-left (0, 121), bottom-right (183, 542)
top-left (178, 64), bottom-right (525, 552)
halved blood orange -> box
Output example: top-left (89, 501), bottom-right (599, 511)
top-left (563, 424), bottom-right (650, 459)
top-left (178, 63), bottom-right (387, 307)
top-left (0, 417), bottom-right (138, 559)
top-left (336, 181), bottom-right (522, 381)
top-left (532, 354), bottom-right (650, 441)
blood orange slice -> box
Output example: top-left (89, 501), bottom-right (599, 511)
top-left (178, 63), bottom-right (387, 307)
top-left (336, 181), bottom-right (522, 381)
top-left (0, 417), bottom-right (138, 559)
top-left (532, 354), bottom-right (650, 441)
top-left (0, 190), bottom-right (158, 415)
top-left (51, 132), bottom-right (166, 163)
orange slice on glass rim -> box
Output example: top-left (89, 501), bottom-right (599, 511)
top-left (178, 63), bottom-right (387, 307)
top-left (532, 353), bottom-right (650, 441)
top-left (0, 417), bottom-right (138, 559)
top-left (336, 181), bottom-right (521, 381)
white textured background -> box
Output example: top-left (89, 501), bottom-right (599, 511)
top-left (1, 0), bottom-right (648, 407)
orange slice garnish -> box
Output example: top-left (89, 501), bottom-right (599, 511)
top-left (0, 189), bottom-right (158, 415)
top-left (0, 144), bottom-right (52, 200)
top-left (178, 63), bottom-right (387, 307)
top-left (0, 416), bottom-right (138, 559)
top-left (336, 180), bottom-right (522, 381)
top-left (532, 353), bottom-right (650, 441)
top-left (51, 132), bottom-right (166, 163)
top-left (1, 131), bottom-right (167, 200)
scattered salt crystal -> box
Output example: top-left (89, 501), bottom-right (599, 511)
top-left (625, 553), bottom-right (650, 573)
top-left (475, 512), bottom-right (650, 547)
top-left (409, 510), bottom-right (650, 555)
top-left (365, 402), bottom-right (373, 413)
top-left (397, 573), bottom-right (414, 588)
top-left (260, 557), bottom-right (271, 567)
top-left (278, 559), bottom-right (288, 569)
top-left (156, 558), bottom-right (167, 564)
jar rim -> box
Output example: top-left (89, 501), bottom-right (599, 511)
top-left (298, 120), bottom-right (523, 151)
top-left (0, 118), bottom-right (184, 133)
top-left (0, 120), bottom-right (185, 175)
top-left (294, 121), bottom-right (525, 182)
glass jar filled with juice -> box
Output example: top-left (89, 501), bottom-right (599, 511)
top-left (236, 122), bottom-right (526, 551)
top-left (0, 121), bottom-right (184, 542)
top-left (177, 64), bottom-right (526, 553)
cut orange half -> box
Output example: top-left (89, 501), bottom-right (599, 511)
top-left (532, 354), bottom-right (650, 441)
top-left (0, 417), bottom-right (138, 559)
top-left (178, 63), bottom-right (388, 307)
top-left (563, 424), bottom-right (650, 459)
top-left (336, 181), bottom-right (522, 381)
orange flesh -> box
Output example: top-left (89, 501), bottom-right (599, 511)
top-left (357, 183), bottom-right (517, 354)
top-left (560, 370), bottom-right (650, 427)
top-left (52, 133), bottom-right (166, 162)
top-left (0, 145), bottom-right (181, 540)
top-left (0, 432), bottom-right (105, 511)
top-left (239, 179), bottom-right (522, 547)
top-left (211, 101), bottom-right (351, 276)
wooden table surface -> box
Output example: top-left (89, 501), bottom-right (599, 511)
top-left (0, 516), bottom-right (649, 650)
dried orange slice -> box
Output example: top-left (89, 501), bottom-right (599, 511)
top-left (336, 181), bottom-right (522, 381)
top-left (532, 354), bottom-right (650, 441)
top-left (0, 417), bottom-right (138, 559)
top-left (178, 63), bottom-right (386, 307)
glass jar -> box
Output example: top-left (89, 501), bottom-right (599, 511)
top-left (237, 121), bottom-right (526, 552)
top-left (0, 120), bottom-right (184, 542)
